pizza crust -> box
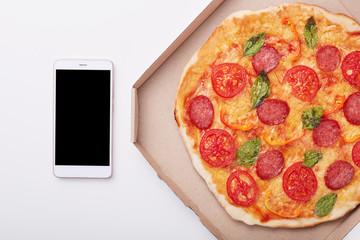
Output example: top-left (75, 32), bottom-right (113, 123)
top-left (175, 3), bottom-right (360, 228)
top-left (227, 3), bottom-right (360, 32)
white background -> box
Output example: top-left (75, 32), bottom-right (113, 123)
top-left (0, 0), bottom-right (359, 239)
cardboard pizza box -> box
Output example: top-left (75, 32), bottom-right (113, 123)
top-left (131, 0), bottom-right (360, 239)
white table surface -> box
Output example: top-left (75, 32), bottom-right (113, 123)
top-left (0, 0), bottom-right (359, 239)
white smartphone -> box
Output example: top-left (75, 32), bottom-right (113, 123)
top-left (53, 59), bottom-right (113, 178)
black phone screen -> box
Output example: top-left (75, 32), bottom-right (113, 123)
top-left (55, 70), bottom-right (111, 166)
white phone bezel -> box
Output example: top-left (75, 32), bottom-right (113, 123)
top-left (53, 59), bottom-right (113, 178)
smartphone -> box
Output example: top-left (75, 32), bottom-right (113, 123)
top-left (53, 59), bottom-right (113, 178)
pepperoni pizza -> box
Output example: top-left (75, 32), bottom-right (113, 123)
top-left (174, 3), bottom-right (360, 227)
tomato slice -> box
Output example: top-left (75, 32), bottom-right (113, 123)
top-left (282, 162), bottom-right (317, 201)
top-left (226, 170), bottom-right (258, 206)
top-left (341, 51), bottom-right (360, 87)
top-left (211, 63), bottom-right (247, 98)
top-left (284, 65), bottom-right (319, 102)
top-left (199, 129), bottom-right (235, 167)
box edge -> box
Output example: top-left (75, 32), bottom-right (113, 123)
top-left (131, 87), bottom-right (138, 143)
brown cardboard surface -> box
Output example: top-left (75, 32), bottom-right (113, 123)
top-left (132, 0), bottom-right (360, 239)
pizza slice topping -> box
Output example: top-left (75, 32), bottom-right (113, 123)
top-left (304, 16), bottom-right (318, 49)
top-left (312, 119), bottom-right (340, 147)
top-left (188, 95), bottom-right (214, 129)
top-left (220, 106), bottom-right (256, 131)
top-left (199, 129), bottom-right (235, 167)
top-left (352, 141), bottom-right (360, 167)
top-left (283, 162), bottom-right (317, 201)
top-left (282, 18), bottom-right (301, 61)
top-left (226, 170), bottom-right (258, 206)
top-left (323, 95), bottom-right (345, 116)
top-left (251, 46), bottom-right (280, 74)
top-left (341, 51), bottom-right (360, 87)
top-left (243, 32), bottom-right (266, 56)
top-left (265, 188), bottom-right (304, 218)
top-left (316, 45), bottom-right (341, 72)
top-left (256, 99), bottom-right (290, 125)
top-left (263, 129), bottom-right (305, 146)
top-left (314, 193), bottom-right (337, 217)
top-left (235, 138), bottom-right (261, 168)
top-left (250, 70), bottom-right (271, 109)
top-left (211, 63), bottom-right (247, 98)
top-left (343, 92), bottom-right (360, 125)
top-left (325, 160), bottom-right (354, 190)
top-left (284, 65), bottom-right (319, 102)
top-left (301, 106), bottom-right (323, 129)
top-left (256, 150), bottom-right (284, 180)
top-left (303, 150), bottom-right (322, 168)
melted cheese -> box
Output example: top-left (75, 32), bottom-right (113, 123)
top-left (175, 3), bottom-right (360, 227)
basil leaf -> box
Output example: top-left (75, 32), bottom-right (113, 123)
top-left (243, 32), bottom-right (266, 56)
top-left (304, 16), bottom-right (318, 48)
top-left (301, 106), bottom-right (323, 129)
top-left (315, 193), bottom-right (337, 217)
top-left (303, 150), bottom-right (322, 167)
top-left (251, 70), bottom-right (271, 109)
top-left (236, 138), bottom-right (261, 168)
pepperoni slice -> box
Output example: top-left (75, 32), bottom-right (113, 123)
top-left (283, 162), bottom-right (317, 202)
top-left (316, 45), bottom-right (341, 72)
top-left (256, 99), bottom-right (289, 125)
top-left (188, 95), bottom-right (214, 129)
top-left (341, 51), bottom-right (360, 87)
top-left (211, 63), bottom-right (247, 98)
top-left (226, 170), bottom-right (258, 206)
top-left (252, 46), bottom-right (280, 74)
top-left (199, 129), bottom-right (235, 168)
top-left (352, 141), bottom-right (360, 167)
top-left (313, 119), bottom-right (340, 147)
top-left (343, 92), bottom-right (360, 125)
top-left (284, 65), bottom-right (319, 102)
top-left (325, 160), bottom-right (354, 190)
top-left (256, 150), bottom-right (284, 180)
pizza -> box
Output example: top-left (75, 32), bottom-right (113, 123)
top-left (174, 3), bottom-right (360, 228)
